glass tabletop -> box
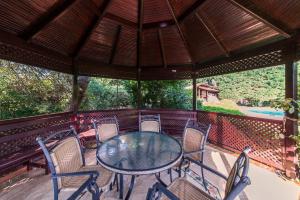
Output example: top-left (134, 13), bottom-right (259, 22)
top-left (97, 131), bottom-right (182, 175)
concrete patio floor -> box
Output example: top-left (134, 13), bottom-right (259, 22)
top-left (0, 145), bottom-right (299, 200)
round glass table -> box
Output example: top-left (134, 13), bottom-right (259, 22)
top-left (97, 131), bottom-right (182, 199)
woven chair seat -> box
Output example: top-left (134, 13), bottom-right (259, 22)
top-left (62, 165), bottom-right (114, 190)
top-left (161, 178), bottom-right (214, 200)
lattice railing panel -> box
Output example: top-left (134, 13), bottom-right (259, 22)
top-left (197, 50), bottom-right (283, 78)
top-left (0, 42), bottom-right (72, 74)
top-left (0, 109), bottom-right (287, 171)
top-left (0, 112), bottom-right (74, 158)
top-left (197, 111), bottom-right (285, 170)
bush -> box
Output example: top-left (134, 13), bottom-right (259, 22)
top-left (199, 105), bottom-right (244, 116)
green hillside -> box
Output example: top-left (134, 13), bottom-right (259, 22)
top-left (197, 65), bottom-right (286, 106)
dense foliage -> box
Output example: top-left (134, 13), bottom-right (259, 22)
top-left (80, 79), bottom-right (192, 110)
top-left (1, 59), bottom-right (299, 120)
top-left (141, 80), bottom-right (192, 110)
top-left (197, 65), bottom-right (286, 106)
top-left (0, 60), bottom-right (72, 120)
top-left (80, 78), bottom-right (136, 110)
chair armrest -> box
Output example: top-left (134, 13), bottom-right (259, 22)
top-left (56, 170), bottom-right (99, 179)
top-left (184, 149), bottom-right (205, 156)
top-left (186, 157), bottom-right (227, 180)
top-left (147, 182), bottom-right (179, 200)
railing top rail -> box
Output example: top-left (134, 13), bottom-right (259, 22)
top-left (196, 110), bottom-right (284, 124)
top-left (0, 111), bottom-right (73, 125)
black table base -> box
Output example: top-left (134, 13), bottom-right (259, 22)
top-left (119, 174), bottom-right (136, 200)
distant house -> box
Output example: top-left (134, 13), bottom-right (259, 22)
top-left (197, 83), bottom-right (220, 102)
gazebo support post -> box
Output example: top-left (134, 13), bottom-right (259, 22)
top-left (284, 61), bottom-right (298, 178)
top-left (71, 63), bottom-right (80, 131)
top-left (192, 76), bottom-right (197, 111)
top-left (137, 71), bottom-right (142, 109)
top-left (136, 0), bottom-right (143, 109)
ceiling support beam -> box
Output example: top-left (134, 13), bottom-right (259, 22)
top-left (165, 0), bottom-right (195, 64)
top-left (103, 1), bottom-right (208, 29)
top-left (195, 13), bottom-right (229, 57)
top-left (109, 25), bottom-right (122, 64)
top-left (178, 0), bottom-right (208, 22)
top-left (227, 0), bottom-right (292, 38)
top-left (136, 0), bottom-right (144, 69)
top-left (136, 0), bottom-right (144, 109)
top-left (71, 0), bottom-right (112, 58)
top-left (20, 0), bottom-right (77, 41)
top-left (104, 13), bottom-right (136, 27)
top-left (158, 29), bottom-right (167, 68)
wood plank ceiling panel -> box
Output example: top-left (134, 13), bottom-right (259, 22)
top-left (161, 26), bottom-right (192, 65)
top-left (168, 0), bottom-right (198, 17)
top-left (143, 0), bottom-right (172, 24)
top-left (31, 0), bottom-right (98, 55)
top-left (251, 0), bottom-right (300, 30)
top-left (181, 15), bottom-right (225, 63)
top-left (107, 0), bottom-right (137, 23)
top-left (141, 28), bottom-right (163, 66)
top-left (78, 18), bottom-right (120, 63)
top-left (199, 0), bottom-right (281, 51)
top-left (113, 25), bottom-right (137, 66)
top-left (0, 0), bottom-right (59, 34)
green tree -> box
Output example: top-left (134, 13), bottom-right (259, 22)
top-left (140, 80), bottom-right (192, 109)
top-left (0, 60), bottom-right (72, 120)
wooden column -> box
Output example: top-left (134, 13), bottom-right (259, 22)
top-left (71, 64), bottom-right (79, 114)
top-left (284, 61), bottom-right (298, 178)
top-left (136, 0), bottom-right (143, 109)
top-left (192, 76), bottom-right (197, 111)
top-left (137, 69), bottom-right (142, 109)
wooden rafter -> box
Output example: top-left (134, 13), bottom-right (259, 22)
top-left (137, 0), bottom-right (144, 68)
top-left (195, 13), bottom-right (229, 57)
top-left (137, 0), bottom-right (144, 109)
top-left (178, 0), bottom-right (208, 22)
top-left (104, 13), bottom-right (136, 27)
top-left (227, 0), bottom-right (292, 38)
top-left (109, 25), bottom-right (122, 64)
top-left (103, 1), bottom-right (208, 30)
top-left (165, 0), bottom-right (195, 64)
top-left (20, 0), bottom-right (77, 41)
top-left (158, 29), bottom-right (167, 68)
top-left (71, 0), bottom-right (112, 58)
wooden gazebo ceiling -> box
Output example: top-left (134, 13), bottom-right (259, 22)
top-left (0, 0), bottom-right (300, 80)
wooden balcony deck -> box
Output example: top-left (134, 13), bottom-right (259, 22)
top-left (0, 145), bottom-right (299, 200)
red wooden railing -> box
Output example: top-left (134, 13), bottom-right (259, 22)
top-left (197, 111), bottom-right (285, 170)
top-left (0, 109), bottom-right (287, 174)
top-left (0, 112), bottom-right (75, 174)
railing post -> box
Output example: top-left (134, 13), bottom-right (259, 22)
top-left (284, 61), bottom-right (298, 178)
top-left (192, 75), bottom-right (197, 111)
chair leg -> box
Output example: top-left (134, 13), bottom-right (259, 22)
top-left (200, 165), bottom-right (209, 193)
top-left (179, 165), bottom-right (182, 178)
top-left (92, 183), bottom-right (101, 200)
top-left (169, 169), bottom-right (173, 183)
top-left (53, 191), bottom-right (59, 200)
top-left (113, 173), bottom-right (119, 192)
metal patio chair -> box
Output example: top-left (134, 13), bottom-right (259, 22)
top-left (147, 147), bottom-right (251, 200)
top-left (170, 119), bottom-right (211, 183)
top-left (139, 113), bottom-right (161, 133)
top-left (92, 116), bottom-right (119, 148)
top-left (36, 127), bottom-right (114, 200)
